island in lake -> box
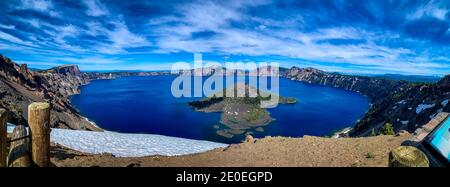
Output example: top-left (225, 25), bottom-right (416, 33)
top-left (188, 83), bottom-right (297, 138)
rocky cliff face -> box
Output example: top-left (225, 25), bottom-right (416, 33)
top-left (179, 66), bottom-right (287, 77)
top-left (352, 82), bottom-right (449, 136)
top-left (438, 75), bottom-right (450, 88)
top-left (42, 65), bottom-right (82, 76)
top-left (0, 55), bottom-right (99, 130)
top-left (0, 55), bottom-right (39, 89)
top-left (284, 67), bottom-right (408, 101)
top-left (283, 66), bottom-right (449, 136)
top-left (85, 71), bottom-right (171, 80)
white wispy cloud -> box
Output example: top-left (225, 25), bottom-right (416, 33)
top-left (95, 21), bottom-right (150, 54)
top-left (0, 31), bottom-right (35, 47)
top-left (143, 1), bottom-right (450, 75)
top-left (16, 0), bottom-right (60, 17)
top-left (52, 56), bottom-right (122, 64)
top-left (17, 0), bottom-right (53, 11)
top-left (16, 60), bottom-right (62, 67)
top-left (1, 0), bottom-right (449, 75)
top-left (407, 0), bottom-right (448, 20)
top-left (0, 24), bottom-right (15, 30)
top-left (84, 0), bottom-right (109, 17)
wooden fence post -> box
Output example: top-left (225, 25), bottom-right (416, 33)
top-left (28, 102), bottom-right (51, 167)
top-left (7, 125), bottom-right (30, 167)
top-left (0, 109), bottom-right (7, 167)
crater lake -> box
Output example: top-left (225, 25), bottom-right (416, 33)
top-left (71, 75), bottom-right (370, 143)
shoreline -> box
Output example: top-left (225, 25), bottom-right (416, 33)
top-left (81, 116), bottom-right (102, 130)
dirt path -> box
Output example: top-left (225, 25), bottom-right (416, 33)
top-left (51, 133), bottom-right (411, 167)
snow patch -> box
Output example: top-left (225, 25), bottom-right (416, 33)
top-left (400, 120), bottom-right (409, 125)
top-left (429, 109), bottom-right (444, 119)
top-left (441, 99), bottom-right (449, 107)
top-left (6, 124), bottom-right (228, 157)
top-left (416, 104), bottom-right (435, 114)
top-left (397, 100), bottom-right (406, 105)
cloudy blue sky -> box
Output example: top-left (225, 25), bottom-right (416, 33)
top-left (0, 0), bottom-right (450, 75)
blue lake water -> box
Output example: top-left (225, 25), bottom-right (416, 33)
top-left (71, 76), bottom-right (370, 143)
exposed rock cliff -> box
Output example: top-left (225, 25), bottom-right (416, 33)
top-left (85, 71), bottom-right (171, 80)
top-left (42, 65), bottom-right (82, 76)
top-left (283, 66), bottom-right (449, 137)
top-left (0, 55), bottom-right (99, 130)
top-left (179, 66), bottom-right (287, 77)
top-left (284, 67), bottom-right (408, 101)
top-left (438, 75), bottom-right (450, 88)
top-left (352, 80), bottom-right (449, 136)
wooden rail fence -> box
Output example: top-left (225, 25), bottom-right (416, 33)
top-left (0, 102), bottom-right (51, 167)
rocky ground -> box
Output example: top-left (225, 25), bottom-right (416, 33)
top-left (51, 133), bottom-right (411, 167)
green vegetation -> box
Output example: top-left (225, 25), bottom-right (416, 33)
top-left (227, 117), bottom-right (238, 124)
top-left (279, 97), bottom-right (297, 104)
top-left (390, 92), bottom-right (405, 102)
top-left (10, 103), bottom-right (22, 114)
top-left (370, 128), bottom-right (377, 136)
top-left (408, 82), bottom-right (434, 87)
top-left (379, 123), bottom-right (395, 135)
top-left (365, 152), bottom-right (375, 159)
top-left (188, 96), bottom-right (223, 109)
top-left (243, 108), bottom-right (268, 123)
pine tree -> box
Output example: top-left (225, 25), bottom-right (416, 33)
top-left (380, 123), bottom-right (395, 135)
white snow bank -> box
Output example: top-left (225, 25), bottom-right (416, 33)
top-left (397, 100), bottom-right (406, 105)
top-left (6, 124), bottom-right (228, 157)
top-left (400, 120), bottom-right (409, 125)
top-left (416, 104), bottom-right (435, 114)
top-left (429, 109), bottom-right (444, 119)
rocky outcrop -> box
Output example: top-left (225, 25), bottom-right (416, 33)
top-left (85, 71), bottom-right (171, 80)
top-left (352, 82), bottom-right (449, 136)
top-left (178, 66), bottom-right (287, 77)
top-left (0, 55), bottom-right (38, 89)
top-left (0, 55), bottom-right (99, 130)
top-left (438, 75), bottom-right (450, 88)
top-left (284, 67), bottom-right (408, 101)
top-left (42, 65), bottom-right (82, 76)
top-left (283, 66), bottom-right (450, 137)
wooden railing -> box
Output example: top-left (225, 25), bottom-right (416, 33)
top-left (0, 102), bottom-right (51, 167)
